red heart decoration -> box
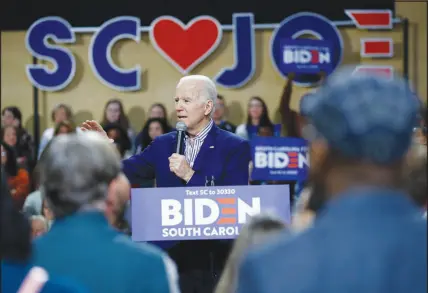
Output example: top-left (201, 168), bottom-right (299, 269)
top-left (150, 16), bottom-right (222, 74)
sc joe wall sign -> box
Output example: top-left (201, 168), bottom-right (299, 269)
top-left (25, 10), bottom-right (395, 92)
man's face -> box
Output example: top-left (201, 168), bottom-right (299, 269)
top-left (212, 99), bottom-right (225, 121)
top-left (1, 110), bottom-right (15, 127)
top-left (174, 81), bottom-right (212, 131)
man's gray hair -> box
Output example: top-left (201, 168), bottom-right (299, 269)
top-left (178, 75), bottom-right (217, 114)
top-left (39, 132), bottom-right (121, 218)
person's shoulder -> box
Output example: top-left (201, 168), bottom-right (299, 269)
top-left (153, 131), bottom-right (176, 143)
top-left (42, 275), bottom-right (89, 293)
top-left (215, 126), bottom-right (248, 145)
top-left (236, 123), bottom-right (246, 131)
top-left (246, 229), bottom-right (315, 269)
top-left (110, 234), bottom-right (167, 263)
top-left (41, 128), bottom-right (54, 137)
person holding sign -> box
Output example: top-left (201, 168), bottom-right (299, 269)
top-left (81, 75), bottom-right (251, 293)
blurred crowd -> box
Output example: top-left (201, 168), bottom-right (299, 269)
top-left (1, 71), bottom-right (427, 293)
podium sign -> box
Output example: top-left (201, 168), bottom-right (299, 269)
top-left (131, 185), bottom-right (290, 242)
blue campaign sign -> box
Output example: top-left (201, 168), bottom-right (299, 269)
top-left (131, 185), bottom-right (291, 242)
top-left (280, 38), bottom-right (333, 74)
top-left (251, 137), bottom-right (309, 181)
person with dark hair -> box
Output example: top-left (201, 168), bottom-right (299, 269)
top-left (136, 117), bottom-right (169, 153)
top-left (238, 68), bottom-right (427, 293)
top-left (101, 99), bottom-right (135, 151)
top-left (134, 106), bottom-right (173, 154)
top-left (1, 141), bottom-right (30, 210)
top-left (103, 122), bottom-right (132, 158)
top-left (1, 168), bottom-right (88, 293)
top-left (212, 95), bottom-right (236, 133)
top-left (236, 97), bottom-right (274, 140)
top-left (38, 103), bottom-right (75, 158)
top-left (1, 106), bottom-right (35, 170)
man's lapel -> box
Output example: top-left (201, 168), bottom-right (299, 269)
top-left (192, 126), bottom-right (218, 172)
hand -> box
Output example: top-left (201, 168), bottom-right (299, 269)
top-left (80, 120), bottom-right (108, 139)
top-left (169, 154), bottom-right (194, 182)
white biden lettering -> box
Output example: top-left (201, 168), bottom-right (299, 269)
top-left (255, 152), bottom-right (308, 168)
top-left (161, 198), bottom-right (261, 226)
top-left (283, 49), bottom-right (330, 64)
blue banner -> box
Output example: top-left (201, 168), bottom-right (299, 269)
top-left (251, 137), bottom-right (309, 181)
top-left (280, 38), bottom-right (333, 74)
top-left (131, 185), bottom-right (291, 242)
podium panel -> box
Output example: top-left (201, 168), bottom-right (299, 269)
top-left (131, 185), bottom-right (290, 242)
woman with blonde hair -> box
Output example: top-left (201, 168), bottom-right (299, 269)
top-left (214, 214), bottom-right (286, 293)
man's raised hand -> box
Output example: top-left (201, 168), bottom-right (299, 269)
top-left (80, 120), bottom-right (108, 139)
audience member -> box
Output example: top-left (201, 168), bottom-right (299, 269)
top-left (23, 166), bottom-right (43, 216)
top-left (101, 99), bottom-right (135, 145)
top-left (1, 142), bottom-right (30, 210)
top-left (103, 123), bottom-right (132, 158)
top-left (54, 120), bottom-right (77, 135)
top-left (33, 132), bottom-right (180, 293)
top-left (212, 95), bottom-right (236, 133)
top-left (1, 106), bottom-right (35, 169)
top-left (38, 103), bottom-right (75, 158)
top-left (215, 214), bottom-right (286, 293)
top-left (136, 117), bottom-right (169, 154)
top-left (236, 97), bottom-right (273, 140)
top-left (134, 103), bottom-right (173, 151)
top-left (238, 68), bottom-right (427, 293)
top-left (1, 169), bottom-right (88, 293)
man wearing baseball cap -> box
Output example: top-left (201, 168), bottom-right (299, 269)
top-left (238, 67), bottom-right (427, 293)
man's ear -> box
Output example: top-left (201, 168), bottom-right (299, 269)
top-left (205, 100), bottom-right (214, 116)
top-left (106, 177), bottom-right (118, 204)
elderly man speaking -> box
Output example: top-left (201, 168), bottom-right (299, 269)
top-left (82, 75), bottom-right (251, 187)
top-left (81, 75), bottom-right (251, 293)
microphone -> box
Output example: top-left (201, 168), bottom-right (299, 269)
top-left (175, 122), bottom-right (187, 155)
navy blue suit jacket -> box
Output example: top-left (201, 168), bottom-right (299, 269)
top-left (238, 189), bottom-right (427, 293)
top-left (123, 125), bottom-right (251, 187)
